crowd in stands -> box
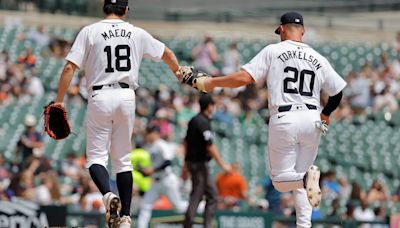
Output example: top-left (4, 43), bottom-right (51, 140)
top-left (1, 27), bottom-right (400, 226)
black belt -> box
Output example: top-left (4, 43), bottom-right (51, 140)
top-left (92, 82), bottom-right (130, 91)
top-left (278, 104), bottom-right (317, 112)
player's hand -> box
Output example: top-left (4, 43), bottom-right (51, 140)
top-left (320, 113), bottom-right (330, 125)
top-left (177, 66), bottom-right (212, 93)
top-left (54, 101), bottom-right (65, 108)
top-left (222, 164), bottom-right (232, 173)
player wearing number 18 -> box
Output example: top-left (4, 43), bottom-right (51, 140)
top-left (179, 12), bottom-right (347, 227)
top-left (54, 0), bottom-right (182, 227)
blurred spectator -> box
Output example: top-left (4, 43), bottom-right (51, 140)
top-left (392, 185), bottom-right (400, 202)
top-left (192, 36), bottom-right (220, 75)
top-left (222, 42), bottom-right (240, 75)
top-left (26, 73), bottom-right (44, 97)
top-left (16, 115), bottom-right (44, 161)
top-left (279, 193), bottom-right (294, 217)
top-left (216, 162), bottom-right (248, 210)
top-left (61, 152), bottom-right (80, 180)
top-left (81, 181), bottom-right (105, 212)
top-left (373, 206), bottom-right (388, 228)
top-left (17, 47), bottom-right (36, 69)
top-left (6, 158), bottom-right (40, 200)
top-left (17, 25), bottom-right (51, 47)
top-left (322, 170), bottom-right (340, 200)
top-left (175, 94), bottom-right (198, 127)
top-left (373, 85), bottom-right (398, 113)
top-left (257, 176), bottom-right (281, 215)
top-left (329, 198), bottom-right (341, 218)
top-left (151, 109), bottom-right (174, 141)
top-left (366, 179), bottom-right (389, 203)
top-left (0, 154), bottom-right (10, 193)
top-left (338, 176), bottom-right (352, 201)
top-left (35, 173), bottom-right (61, 205)
top-left (354, 199), bottom-right (375, 227)
top-left (332, 100), bottom-right (354, 122)
top-left (392, 51), bottom-right (400, 79)
top-left (343, 203), bottom-right (355, 220)
top-left (350, 181), bottom-right (366, 202)
top-left (213, 96), bottom-right (233, 124)
top-left (393, 31), bottom-right (400, 51)
top-left (23, 25), bottom-right (51, 47)
top-left (239, 99), bottom-right (263, 129)
top-left (0, 50), bottom-right (10, 80)
top-left (346, 71), bottom-right (371, 115)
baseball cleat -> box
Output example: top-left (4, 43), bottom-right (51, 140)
top-left (304, 165), bottom-right (321, 208)
top-left (119, 215), bottom-right (132, 228)
top-left (102, 192), bottom-right (121, 228)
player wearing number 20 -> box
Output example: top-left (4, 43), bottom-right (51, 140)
top-left (187, 12), bottom-right (347, 227)
top-left (54, 0), bottom-right (182, 227)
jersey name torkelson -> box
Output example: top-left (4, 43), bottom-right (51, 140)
top-left (277, 50), bottom-right (322, 70)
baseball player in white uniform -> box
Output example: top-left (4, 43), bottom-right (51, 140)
top-left (54, 1), bottom-right (182, 227)
top-left (180, 12), bottom-right (347, 227)
top-left (137, 125), bottom-right (188, 228)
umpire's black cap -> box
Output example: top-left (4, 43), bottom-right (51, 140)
top-left (104, 0), bottom-right (128, 8)
top-left (199, 94), bottom-right (215, 112)
top-left (275, 12), bottom-right (304, 35)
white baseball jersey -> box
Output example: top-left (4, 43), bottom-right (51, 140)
top-left (66, 19), bottom-right (165, 90)
top-left (242, 40), bottom-right (347, 110)
top-left (145, 139), bottom-right (173, 179)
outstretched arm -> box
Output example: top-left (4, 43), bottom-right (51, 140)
top-left (204, 70), bottom-right (255, 91)
top-left (162, 47), bottom-right (180, 78)
top-left (56, 61), bottom-right (77, 103)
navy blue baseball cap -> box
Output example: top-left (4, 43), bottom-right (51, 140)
top-left (275, 12), bottom-right (304, 35)
top-left (104, 0), bottom-right (128, 8)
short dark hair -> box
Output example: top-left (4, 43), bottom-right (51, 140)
top-left (199, 94), bottom-right (215, 112)
top-left (103, 5), bottom-right (127, 16)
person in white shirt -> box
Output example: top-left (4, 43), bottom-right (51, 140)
top-left (180, 11), bottom-right (347, 228)
top-left (354, 200), bottom-right (375, 228)
top-left (137, 126), bottom-right (188, 228)
top-left (53, 0), bottom-right (182, 227)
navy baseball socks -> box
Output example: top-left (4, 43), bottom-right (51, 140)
top-left (89, 164), bottom-right (112, 194)
top-left (303, 165), bottom-right (321, 208)
top-left (117, 171), bottom-right (133, 228)
top-left (116, 171), bottom-right (133, 216)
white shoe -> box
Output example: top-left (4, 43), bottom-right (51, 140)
top-left (119, 216), bottom-right (132, 228)
top-left (304, 165), bottom-right (321, 208)
top-left (102, 192), bottom-right (121, 228)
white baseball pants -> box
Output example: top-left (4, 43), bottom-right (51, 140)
top-left (85, 88), bottom-right (135, 174)
top-left (137, 173), bottom-right (188, 228)
top-left (268, 109), bottom-right (321, 228)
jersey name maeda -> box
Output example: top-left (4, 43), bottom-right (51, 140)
top-left (101, 28), bottom-right (132, 41)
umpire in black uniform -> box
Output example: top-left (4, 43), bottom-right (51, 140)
top-left (182, 94), bottom-right (231, 228)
